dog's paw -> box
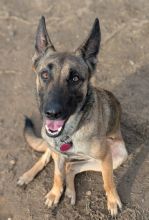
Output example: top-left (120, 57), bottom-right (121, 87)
top-left (17, 174), bottom-right (33, 186)
top-left (45, 189), bottom-right (62, 208)
top-left (65, 187), bottom-right (76, 205)
top-left (107, 194), bottom-right (122, 216)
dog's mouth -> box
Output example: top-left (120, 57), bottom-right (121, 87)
top-left (45, 118), bottom-right (66, 137)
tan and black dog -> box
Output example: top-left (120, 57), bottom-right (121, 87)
top-left (17, 17), bottom-right (128, 216)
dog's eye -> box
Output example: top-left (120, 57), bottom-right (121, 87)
top-left (69, 74), bottom-right (80, 85)
top-left (41, 71), bottom-right (49, 80)
top-left (72, 75), bottom-right (80, 82)
top-left (68, 69), bottom-right (81, 85)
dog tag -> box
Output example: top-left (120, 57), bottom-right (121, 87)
top-left (60, 143), bottom-right (72, 152)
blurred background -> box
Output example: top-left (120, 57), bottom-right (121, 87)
top-left (0, 0), bottom-right (149, 219)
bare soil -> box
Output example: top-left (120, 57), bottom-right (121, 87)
top-left (0, 0), bottom-right (149, 219)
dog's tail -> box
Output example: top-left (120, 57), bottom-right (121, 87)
top-left (24, 116), bottom-right (48, 153)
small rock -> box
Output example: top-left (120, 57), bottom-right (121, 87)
top-left (9, 159), bottom-right (16, 165)
top-left (86, 191), bottom-right (91, 196)
top-left (129, 60), bottom-right (135, 66)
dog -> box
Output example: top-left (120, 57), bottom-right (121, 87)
top-left (17, 16), bottom-right (128, 216)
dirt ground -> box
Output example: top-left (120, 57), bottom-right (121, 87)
top-left (0, 0), bottom-right (149, 219)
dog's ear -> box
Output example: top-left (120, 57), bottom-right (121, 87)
top-left (33, 16), bottom-right (55, 62)
top-left (76, 18), bottom-right (101, 72)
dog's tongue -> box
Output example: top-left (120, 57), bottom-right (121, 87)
top-left (45, 119), bottom-right (65, 131)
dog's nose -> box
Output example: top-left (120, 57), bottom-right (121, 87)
top-left (45, 104), bottom-right (63, 119)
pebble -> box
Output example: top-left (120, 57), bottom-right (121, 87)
top-left (129, 60), bottom-right (135, 66)
top-left (86, 191), bottom-right (91, 196)
top-left (9, 159), bottom-right (16, 165)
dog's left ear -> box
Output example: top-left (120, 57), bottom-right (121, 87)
top-left (76, 18), bottom-right (101, 72)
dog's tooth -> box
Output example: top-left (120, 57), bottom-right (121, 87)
top-left (45, 124), bottom-right (63, 137)
top-left (58, 127), bottom-right (62, 132)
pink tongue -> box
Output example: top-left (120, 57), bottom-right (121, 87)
top-left (46, 119), bottom-right (65, 131)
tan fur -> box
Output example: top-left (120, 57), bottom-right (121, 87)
top-left (45, 151), bottom-right (65, 207)
top-left (24, 124), bottom-right (49, 152)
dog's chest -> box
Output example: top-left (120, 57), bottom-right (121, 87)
top-left (60, 140), bottom-right (92, 161)
top-left (42, 123), bottom-right (94, 161)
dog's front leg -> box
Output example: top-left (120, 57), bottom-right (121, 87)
top-left (45, 151), bottom-right (65, 208)
top-left (101, 147), bottom-right (122, 216)
top-left (17, 148), bottom-right (51, 186)
top-left (65, 162), bottom-right (76, 205)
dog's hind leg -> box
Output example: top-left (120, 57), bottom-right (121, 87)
top-left (17, 148), bottom-right (51, 186)
top-left (109, 138), bottom-right (128, 170)
top-left (45, 152), bottom-right (65, 208)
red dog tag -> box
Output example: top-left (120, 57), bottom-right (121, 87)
top-left (60, 143), bottom-right (72, 152)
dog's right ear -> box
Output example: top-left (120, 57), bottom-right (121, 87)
top-left (33, 16), bottom-right (55, 63)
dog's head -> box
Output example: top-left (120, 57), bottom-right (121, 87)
top-left (32, 16), bottom-right (101, 137)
